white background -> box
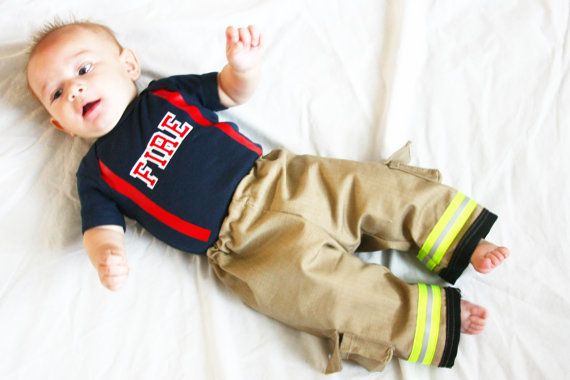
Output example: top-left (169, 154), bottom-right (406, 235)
top-left (0, 0), bottom-right (568, 379)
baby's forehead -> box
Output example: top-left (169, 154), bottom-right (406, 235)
top-left (32, 24), bottom-right (120, 60)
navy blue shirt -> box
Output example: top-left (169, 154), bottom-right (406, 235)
top-left (76, 73), bottom-right (262, 254)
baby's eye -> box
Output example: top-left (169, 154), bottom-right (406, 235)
top-left (78, 63), bottom-right (93, 76)
top-left (52, 88), bottom-right (63, 102)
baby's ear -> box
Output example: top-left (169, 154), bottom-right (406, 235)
top-left (51, 119), bottom-right (75, 137)
top-left (120, 48), bottom-right (141, 81)
top-left (50, 118), bottom-right (67, 132)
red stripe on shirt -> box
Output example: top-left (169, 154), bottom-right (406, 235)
top-left (99, 160), bottom-right (211, 242)
top-left (151, 89), bottom-right (262, 156)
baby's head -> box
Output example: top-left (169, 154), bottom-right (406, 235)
top-left (27, 20), bottom-right (141, 138)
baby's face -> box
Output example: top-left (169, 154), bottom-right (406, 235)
top-left (27, 26), bottom-right (140, 138)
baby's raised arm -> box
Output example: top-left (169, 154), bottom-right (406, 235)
top-left (83, 225), bottom-right (129, 291)
top-left (218, 25), bottom-right (264, 107)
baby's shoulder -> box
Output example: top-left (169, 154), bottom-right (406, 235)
top-left (76, 144), bottom-right (99, 178)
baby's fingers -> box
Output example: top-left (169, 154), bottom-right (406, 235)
top-left (99, 261), bottom-right (129, 291)
top-left (99, 262), bottom-right (130, 276)
top-left (226, 25), bottom-right (262, 50)
top-left (238, 27), bottom-right (251, 48)
top-left (248, 25), bottom-right (261, 47)
top-left (226, 26), bottom-right (239, 47)
top-left (98, 252), bottom-right (129, 289)
top-left (101, 250), bottom-right (127, 265)
top-left (102, 274), bottom-right (129, 291)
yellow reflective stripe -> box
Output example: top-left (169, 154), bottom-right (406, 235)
top-left (419, 192), bottom-right (478, 271)
top-left (409, 284), bottom-right (443, 366)
top-left (427, 198), bottom-right (477, 270)
top-left (423, 285), bottom-right (442, 365)
top-left (418, 193), bottom-right (466, 262)
top-left (408, 283), bottom-right (427, 362)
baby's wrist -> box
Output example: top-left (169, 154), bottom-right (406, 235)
top-left (227, 62), bottom-right (260, 76)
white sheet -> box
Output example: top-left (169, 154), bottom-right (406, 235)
top-left (1, 0), bottom-right (568, 379)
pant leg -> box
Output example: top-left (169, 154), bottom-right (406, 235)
top-left (207, 196), bottom-right (459, 372)
top-left (378, 154), bottom-right (498, 283)
top-left (206, 150), bottom-right (495, 372)
top-left (245, 149), bottom-right (496, 283)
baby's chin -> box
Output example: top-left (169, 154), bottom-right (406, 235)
top-left (91, 123), bottom-right (117, 138)
top-left (80, 120), bottom-right (116, 139)
top-left (89, 109), bottom-right (124, 137)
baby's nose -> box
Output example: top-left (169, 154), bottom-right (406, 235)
top-left (67, 83), bottom-right (85, 102)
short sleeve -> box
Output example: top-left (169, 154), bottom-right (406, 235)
top-left (77, 170), bottom-right (125, 234)
top-left (147, 72), bottom-right (227, 112)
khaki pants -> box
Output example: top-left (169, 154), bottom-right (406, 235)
top-left (206, 148), bottom-right (497, 373)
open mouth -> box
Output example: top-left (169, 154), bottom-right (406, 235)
top-left (82, 99), bottom-right (101, 117)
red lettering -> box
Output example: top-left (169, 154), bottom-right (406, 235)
top-left (143, 150), bottom-right (168, 169)
top-left (130, 160), bottom-right (158, 189)
top-left (130, 112), bottom-right (192, 188)
top-left (149, 132), bottom-right (179, 156)
top-left (159, 112), bottom-right (192, 138)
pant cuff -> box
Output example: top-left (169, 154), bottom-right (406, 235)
top-left (439, 209), bottom-right (498, 284)
top-left (439, 287), bottom-right (461, 368)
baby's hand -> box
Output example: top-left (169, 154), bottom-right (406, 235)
top-left (95, 249), bottom-right (130, 291)
top-left (225, 25), bottom-right (264, 73)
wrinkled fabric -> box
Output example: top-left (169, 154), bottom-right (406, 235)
top-left (1, 1), bottom-right (568, 379)
top-left (207, 150), bottom-right (475, 372)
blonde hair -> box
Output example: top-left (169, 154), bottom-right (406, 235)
top-left (28, 17), bottom-right (123, 57)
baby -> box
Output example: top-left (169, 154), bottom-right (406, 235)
top-left (27, 20), bottom-right (509, 373)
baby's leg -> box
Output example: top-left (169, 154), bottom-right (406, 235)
top-left (208, 150), bottom-right (498, 372)
top-left (208, 196), bottom-right (464, 373)
top-left (354, 157), bottom-right (507, 284)
top-left (470, 240), bottom-right (510, 274)
top-left (209, 229), bottom-right (462, 373)
top-left (241, 150), bottom-right (507, 284)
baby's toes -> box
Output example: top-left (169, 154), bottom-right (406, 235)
top-left (488, 253), bottom-right (501, 267)
top-left (470, 324), bottom-right (484, 333)
top-left (489, 248), bottom-right (509, 266)
top-left (497, 247), bottom-right (510, 259)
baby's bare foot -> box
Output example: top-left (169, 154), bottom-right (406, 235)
top-left (460, 300), bottom-right (487, 334)
top-left (470, 240), bottom-right (510, 274)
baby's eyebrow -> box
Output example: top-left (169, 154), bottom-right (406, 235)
top-left (71, 49), bottom-right (90, 59)
top-left (39, 50), bottom-right (92, 100)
